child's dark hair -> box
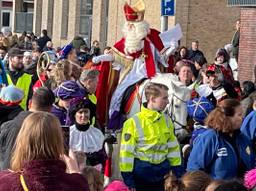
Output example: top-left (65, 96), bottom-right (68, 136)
top-left (194, 55), bottom-right (207, 67)
top-left (215, 180), bottom-right (247, 191)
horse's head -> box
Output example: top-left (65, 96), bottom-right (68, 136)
top-left (128, 73), bottom-right (191, 140)
top-left (168, 80), bottom-right (191, 127)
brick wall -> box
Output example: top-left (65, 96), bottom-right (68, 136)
top-left (106, 0), bottom-right (175, 47)
top-left (238, 8), bottom-right (256, 83)
top-left (176, 0), bottom-right (240, 62)
top-left (102, 0), bottom-right (240, 62)
top-left (175, 0), bottom-right (190, 46)
top-left (36, 0), bottom-right (241, 64)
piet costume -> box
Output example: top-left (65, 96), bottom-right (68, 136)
top-left (69, 97), bottom-right (107, 167)
top-left (95, 0), bottom-right (177, 129)
top-left (52, 80), bottom-right (84, 126)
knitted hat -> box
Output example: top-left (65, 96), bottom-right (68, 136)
top-left (187, 96), bottom-right (214, 123)
top-left (53, 80), bottom-right (84, 100)
top-left (104, 180), bottom-right (129, 191)
top-left (8, 48), bottom-right (24, 57)
top-left (68, 97), bottom-right (96, 123)
top-left (23, 51), bottom-right (32, 57)
top-left (244, 168), bottom-right (256, 190)
top-left (0, 85), bottom-right (24, 106)
top-left (59, 44), bottom-right (73, 59)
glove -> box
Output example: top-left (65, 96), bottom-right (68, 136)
top-left (105, 134), bottom-right (117, 144)
top-left (92, 54), bottom-right (114, 64)
top-left (165, 40), bottom-right (179, 57)
top-left (170, 40), bottom-right (178, 50)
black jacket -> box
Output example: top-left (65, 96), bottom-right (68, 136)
top-left (0, 104), bottom-right (23, 126)
top-left (37, 36), bottom-right (51, 51)
top-left (0, 111), bottom-right (31, 170)
top-left (187, 49), bottom-right (205, 61)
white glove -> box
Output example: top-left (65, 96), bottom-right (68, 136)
top-left (165, 40), bottom-right (178, 57)
top-left (92, 54), bottom-right (114, 64)
top-left (112, 61), bottom-right (122, 70)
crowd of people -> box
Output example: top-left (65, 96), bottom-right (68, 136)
top-left (0, 1), bottom-right (255, 191)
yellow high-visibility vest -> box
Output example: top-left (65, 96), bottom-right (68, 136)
top-left (88, 93), bottom-right (97, 105)
top-left (7, 73), bottom-right (32, 110)
top-left (120, 105), bottom-right (181, 172)
top-left (88, 93), bottom-right (97, 125)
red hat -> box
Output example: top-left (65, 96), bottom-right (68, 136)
top-left (206, 64), bottom-right (217, 73)
top-left (206, 64), bottom-right (225, 75)
top-left (123, 0), bottom-right (145, 22)
top-left (206, 64), bottom-right (224, 82)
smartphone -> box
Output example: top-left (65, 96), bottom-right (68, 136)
top-left (61, 126), bottom-right (70, 155)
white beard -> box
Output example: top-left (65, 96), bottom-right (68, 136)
top-left (122, 21), bottom-right (150, 54)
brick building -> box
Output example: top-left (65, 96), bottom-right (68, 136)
top-left (8, 0), bottom-right (93, 48)
top-left (7, 1), bottom-right (242, 67)
top-left (0, 0), bottom-right (13, 29)
top-left (33, 0), bottom-right (94, 48)
top-left (0, 0), bottom-right (33, 31)
top-left (226, 0), bottom-right (256, 83)
top-left (94, 0), bottom-right (240, 62)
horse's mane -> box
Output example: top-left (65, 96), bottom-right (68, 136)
top-left (151, 73), bottom-right (190, 91)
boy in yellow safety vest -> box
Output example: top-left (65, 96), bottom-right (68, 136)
top-left (120, 82), bottom-right (182, 191)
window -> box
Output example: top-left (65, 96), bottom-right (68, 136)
top-left (15, 12), bottom-right (33, 33)
top-left (2, 12), bottom-right (10, 27)
top-left (228, 0), bottom-right (256, 6)
top-left (1, 10), bottom-right (12, 28)
top-left (80, 16), bottom-right (91, 35)
top-left (80, 0), bottom-right (93, 44)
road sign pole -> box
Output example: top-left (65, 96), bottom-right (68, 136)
top-left (161, 16), bottom-right (168, 32)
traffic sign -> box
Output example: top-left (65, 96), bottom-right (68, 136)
top-left (161, 0), bottom-right (175, 16)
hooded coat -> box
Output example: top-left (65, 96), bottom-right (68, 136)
top-left (0, 103), bottom-right (23, 126)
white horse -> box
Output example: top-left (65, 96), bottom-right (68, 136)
top-left (127, 73), bottom-right (192, 139)
top-left (109, 73), bottom-right (192, 182)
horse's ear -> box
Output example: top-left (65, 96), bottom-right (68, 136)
top-left (169, 80), bottom-right (177, 93)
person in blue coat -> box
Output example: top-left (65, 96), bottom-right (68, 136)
top-left (187, 96), bottom-right (214, 145)
top-left (241, 95), bottom-right (256, 145)
top-left (0, 59), bottom-right (7, 86)
top-left (187, 99), bottom-right (255, 180)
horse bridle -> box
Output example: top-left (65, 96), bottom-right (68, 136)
top-left (169, 93), bottom-right (187, 130)
top-left (135, 81), bottom-right (187, 130)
